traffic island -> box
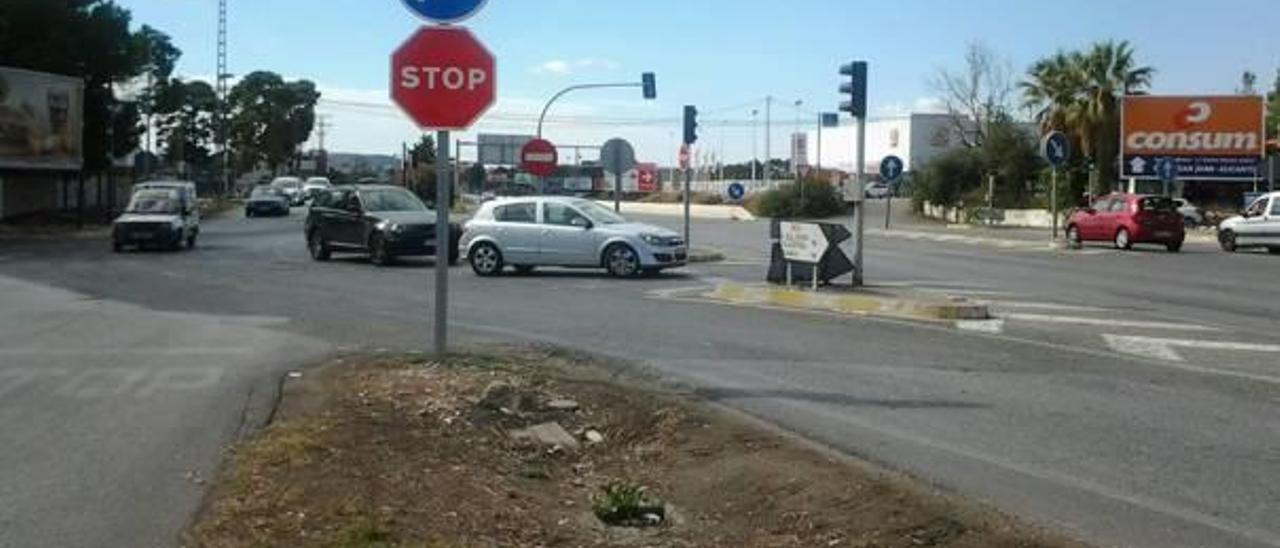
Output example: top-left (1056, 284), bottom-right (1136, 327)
top-left (185, 348), bottom-right (1077, 548)
top-left (710, 282), bottom-right (990, 322)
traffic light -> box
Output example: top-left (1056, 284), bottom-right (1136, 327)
top-left (641, 72), bottom-right (657, 100)
top-left (839, 61), bottom-right (868, 118)
top-left (683, 105), bottom-right (698, 145)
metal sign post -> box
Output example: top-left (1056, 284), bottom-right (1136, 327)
top-left (854, 115), bottom-right (866, 286)
top-left (879, 155), bottom-right (904, 230)
top-left (600, 138), bottom-right (636, 212)
top-left (434, 132), bottom-right (451, 357)
top-left (683, 167), bottom-right (692, 247)
top-left (1040, 131), bottom-right (1070, 241)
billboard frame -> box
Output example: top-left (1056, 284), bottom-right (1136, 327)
top-left (1118, 94), bottom-right (1266, 183)
top-left (0, 66), bottom-right (85, 172)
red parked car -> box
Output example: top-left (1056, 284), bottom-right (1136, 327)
top-left (1066, 193), bottom-right (1185, 252)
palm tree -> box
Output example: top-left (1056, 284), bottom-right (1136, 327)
top-left (1021, 40), bottom-right (1154, 190)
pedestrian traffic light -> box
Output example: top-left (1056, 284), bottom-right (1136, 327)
top-left (839, 61), bottom-right (868, 118)
top-left (642, 72), bottom-right (657, 100)
top-left (683, 105), bottom-right (698, 145)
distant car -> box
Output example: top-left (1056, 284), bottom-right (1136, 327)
top-left (864, 182), bottom-right (891, 199)
top-left (302, 177), bottom-right (332, 202)
top-left (460, 197), bottom-right (687, 278)
top-left (112, 186), bottom-right (200, 252)
top-left (270, 176), bottom-right (305, 206)
top-left (1065, 193), bottom-right (1185, 252)
top-left (1171, 197), bottom-right (1205, 228)
top-left (1218, 191), bottom-right (1280, 254)
top-left (245, 186), bottom-right (290, 217)
top-left (304, 184), bottom-right (461, 266)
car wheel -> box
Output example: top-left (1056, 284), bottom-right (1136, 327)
top-left (1268, 247), bottom-right (1280, 255)
top-left (1219, 230), bottom-right (1237, 253)
top-left (369, 233), bottom-right (393, 266)
top-left (448, 234), bottom-right (462, 266)
top-left (1066, 225), bottom-right (1083, 250)
top-left (1166, 240), bottom-right (1183, 253)
top-left (470, 242), bottom-right (504, 276)
top-left (112, 241), bottom-right (123, 253)
top-left (245, 209), bottom-right (254, 218)
top-left (1114, 228), bottom-right (1132, 250)
top-left (513, 265), bottom-right (536, 275)
top-left (604, 243), bottom-right (641, 278)
top-left (308, 230), bottom-right (331, 261)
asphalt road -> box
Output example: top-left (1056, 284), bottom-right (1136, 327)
top-left (2, 204), bottom-right (1279, 548)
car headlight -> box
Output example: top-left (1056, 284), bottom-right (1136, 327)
top-left (640, 233), bottom-right (664, 246)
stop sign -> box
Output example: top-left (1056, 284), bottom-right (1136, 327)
top-left (391, 26), bottom-right (495, 130)
top-left (520, 138), bottom-right (558, 177)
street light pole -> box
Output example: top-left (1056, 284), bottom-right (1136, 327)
top-left (764, 96), bottom-right (772, 189)
top-left (751, 109), bottom-right (758, 183)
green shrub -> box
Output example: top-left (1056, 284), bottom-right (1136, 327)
top-left (744, 179), bottom-right (845, 219)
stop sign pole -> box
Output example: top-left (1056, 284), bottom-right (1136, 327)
top-left (391, 20), bottom-right (495, 357)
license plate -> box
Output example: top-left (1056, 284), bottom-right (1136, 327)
top-left (1154, 231), bottom-right (1172, 239)
top-left (133, 232), bottom-right (153, 240)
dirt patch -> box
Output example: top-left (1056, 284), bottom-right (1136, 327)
top-left (186, 348), bottom-right (1085, 548)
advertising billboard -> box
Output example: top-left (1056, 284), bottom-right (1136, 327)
top-left (477, 133), bottom-right (533, 166)
top-left (1121, 95), bottom-right (1264, 181)
top-left (0, 67), bottom-right (84, 171)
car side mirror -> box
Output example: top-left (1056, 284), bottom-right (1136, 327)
top-left (570, 217), bottom-right (592, 229)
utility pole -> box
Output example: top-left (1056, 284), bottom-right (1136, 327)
top-left (751, 109), bottom-right (759, 183)
top-left (316, 116), bottom-right (330, 152)
top-left (764, 96), bottom-right (773, 189)
top-left (216, 0), bottom-right (231, 196)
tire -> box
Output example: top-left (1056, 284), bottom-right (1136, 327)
top-left (112, 241), bottom-right (123, 253)
top-left (368, 233), bottom-right (393, 266)
top-left (1219, 230), bottom-right (1238, 253)
top-left (448, 234), bottom-right (462, 266)
top-left (307, 230), bottom-right (330, 261)
top-left (1166, 240), bottom-right (1183, 253)
top-left (1065, 225), bottom-right (1083, 250)
top-left (513, 265), bottom-right (536, 275)
top-left (470, 242), bottom-right (504, 276)
top-left (1114, 228), bottom-right (1132, 250)
top-left (245, 209), bottom-right (254, 218)
top-left (1268, 247), bottom-right (1280, 255)
top-left (604, 243), bottom-right (641, 278)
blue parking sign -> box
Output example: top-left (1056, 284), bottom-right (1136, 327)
top-left (400, 0), bottom-right (488, 23)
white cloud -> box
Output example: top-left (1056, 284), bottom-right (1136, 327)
top-left (532, 57), bottom-right (620, 76)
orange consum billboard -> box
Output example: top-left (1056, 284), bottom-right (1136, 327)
top-left (1121, 95), bottom-right (1265, 181)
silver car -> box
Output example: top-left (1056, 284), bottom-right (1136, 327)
top-left (460, 197), bottom-right (687, 277)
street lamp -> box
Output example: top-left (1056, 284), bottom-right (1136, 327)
top-left (793, 99), bottom-right (803, 181)
top-left (751, 109), bottom-right (759, 183)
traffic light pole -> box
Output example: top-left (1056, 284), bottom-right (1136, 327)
top-left (434, 130), bottom-right (451, 357)
top-left (854, 115), bottom-right (865, 287)
top-left (536, 77), bottom-right (655, 138)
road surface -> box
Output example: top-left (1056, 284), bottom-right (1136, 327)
top-left (1, 203), bottom-right (1278, 548)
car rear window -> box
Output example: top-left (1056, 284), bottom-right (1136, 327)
top-left (1138, 197), bottom-right (1175, 212)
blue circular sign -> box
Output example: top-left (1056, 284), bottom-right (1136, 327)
top-left (400, 0), bottom-right (488, 23)
top-left (879, 155), bottom-right (904, 182)
top-left (1041, 131), bottom-right (1070, 168)
top-left (727, 182), bottom-right (746, 201)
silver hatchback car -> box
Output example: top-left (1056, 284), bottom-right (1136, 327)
top-left (460, 197), bottom-right (687, 277)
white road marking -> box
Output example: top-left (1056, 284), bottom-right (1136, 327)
top-left (1105, 335), bottom-right (1280, 363)
top-left (956, 319), bottom-right (1005, 334)
top-left (980, 300), bottom-right (1108, 312)
top-left (1001, 313), bottom-right (1218, 332)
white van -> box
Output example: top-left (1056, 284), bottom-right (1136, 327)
top-left (112, 181), bottom-right (200, 252)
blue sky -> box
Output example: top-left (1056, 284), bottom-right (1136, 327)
top-left (121, 0), bottom-right (1279, 164)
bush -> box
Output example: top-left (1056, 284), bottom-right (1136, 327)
top-left (744, 179), bottom-right (845, 219)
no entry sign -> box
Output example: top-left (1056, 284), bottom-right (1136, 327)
top-left (391, 26), bottom-right (495, 130)
top-left (520, 138), bottom-right (558, 177)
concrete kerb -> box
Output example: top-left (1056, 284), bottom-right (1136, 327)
top-left (708, 282), bottom-right (990, 323)
top-left (595, 200), bottom-right (757, 221)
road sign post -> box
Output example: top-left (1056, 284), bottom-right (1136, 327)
top-left (1041, 131), bottom-right (1070, 241)
top-left (390, 13), bottom-right (494, 358)
top-left (600, 138), bottom-right (636, 212)
top-left (879, 155), bottom-right (904, 230)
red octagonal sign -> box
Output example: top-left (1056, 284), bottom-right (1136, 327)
top-left (391, 26), bottom-right (495, 130)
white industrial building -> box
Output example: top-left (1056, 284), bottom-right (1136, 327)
top-left (801, 113), bottom-right (962, 176)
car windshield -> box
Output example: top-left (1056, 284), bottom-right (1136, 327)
top-left (250, 187), bottom-right (279, 198)
top-left (361, 189), bottom-right (427, 212)
top-left (573, 200), bottom-right (626, 225)
top-left (125, 190), bottom-right (180, 214)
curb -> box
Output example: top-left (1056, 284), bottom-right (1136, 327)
top-left (708, 283), bottom-right (989, 322)
top-left (686, 249), bottom-right (725, 263)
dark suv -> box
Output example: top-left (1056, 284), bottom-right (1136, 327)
top-left (304, 184), bottom-right (461, 266)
